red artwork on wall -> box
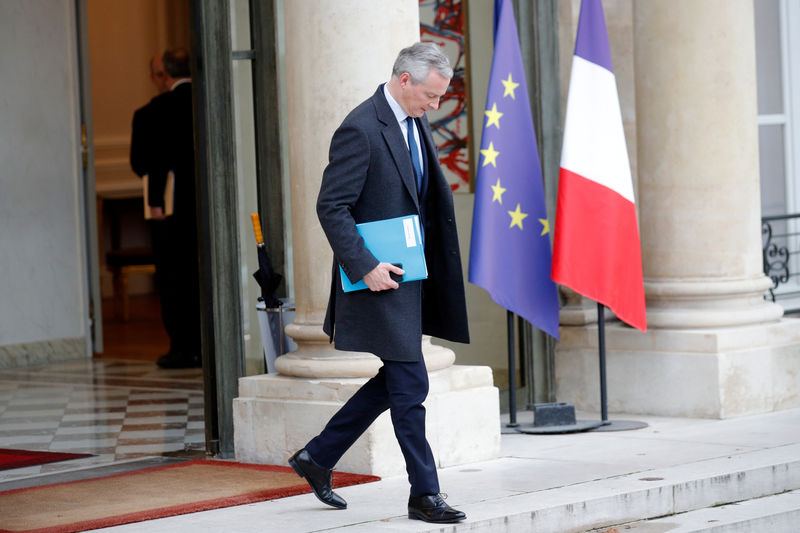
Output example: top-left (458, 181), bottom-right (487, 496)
top-left (420, 0), bottom-right (471, 192)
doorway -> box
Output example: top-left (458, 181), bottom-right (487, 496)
top-left (80, 0), bottom-right (284, 457)
top-left (84, 0), bottom-right (190, 362)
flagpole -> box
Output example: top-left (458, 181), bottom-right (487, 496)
top-left (506, 310), bottom-right (519, 427)
top-left (592, 301), bottom-right (647, 432)
top-left (597, 303), bottom-right (608, 422)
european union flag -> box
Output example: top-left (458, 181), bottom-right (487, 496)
top-left (468, 0), bottom-right (560, 339)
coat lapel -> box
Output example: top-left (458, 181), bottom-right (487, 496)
top-left (372, 87), bottom-right (420, 211)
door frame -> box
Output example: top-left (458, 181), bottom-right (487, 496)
top-left (189, 0), bottom-right (288, 459)
top-left (74, 0), bottom-right (103, 355)
top-left (190, 0), bottom-right (246, 459)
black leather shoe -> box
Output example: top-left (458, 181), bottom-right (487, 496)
top-left (408, 493), bottom-right (466, 523)
top-left (288, 448), bottom-right (347, 509)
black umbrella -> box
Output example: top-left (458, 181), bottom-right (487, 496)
top-left (250, 213), bottom-right (283, 308)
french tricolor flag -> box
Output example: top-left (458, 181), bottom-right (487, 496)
top-left (551, 0), bottom-right (647, 332)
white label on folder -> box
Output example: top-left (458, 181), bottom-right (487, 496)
top-left (403, 217), bottom-right (417, 247)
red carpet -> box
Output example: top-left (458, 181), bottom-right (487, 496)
top-left (0, 459), bottom-right (380, 533)
top-left (0, 449), bottom-right (92, 471)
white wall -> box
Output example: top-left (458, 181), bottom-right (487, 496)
top-left (0, 1), bottom-right (87, 349)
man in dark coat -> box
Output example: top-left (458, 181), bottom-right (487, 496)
top-left (129, 49), bottom-right (200, 369)
top-left (288, 43), bottom-right (469, 524)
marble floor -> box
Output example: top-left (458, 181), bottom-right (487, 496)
top-left (0, 358), bottom-right (205, 483)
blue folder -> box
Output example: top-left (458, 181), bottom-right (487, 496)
top-left (340, 214), bottom-right (428, 292)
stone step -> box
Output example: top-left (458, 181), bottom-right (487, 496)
top-left (338, 444), bottom-right (800, 532)
top-left (598, 489), bottom-right (800, 532)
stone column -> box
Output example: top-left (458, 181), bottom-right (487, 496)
top-left (234, 0), bottom-right (499, 475)
top-left (635, 0), bottom-right (781, 328)
top-left (555, 0), bottom-right (800, 418)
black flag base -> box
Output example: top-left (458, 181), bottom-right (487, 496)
top-left (513, 402), bottom-right (603, 434)
top-left (503, 302), bottom-right (649, 434)
top-left (517, 419), bottom-right (603, 434)
top-left (590, 419), bottom-right (648, 432)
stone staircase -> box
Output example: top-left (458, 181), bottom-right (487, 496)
top-left (381, 444), bottom-right (800, 533)
top-left (600, 490), bottom-right (800, 532)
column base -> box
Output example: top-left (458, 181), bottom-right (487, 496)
top-left (555, 318), bottom-right (800, 418)
top-left (275, 335), bottom-right (456, 378)
top-left (643, 277), bottom-right (783, 329)
top-left (233, 365), bottom-right (501, 477)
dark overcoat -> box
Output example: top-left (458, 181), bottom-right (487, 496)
top-left (130, 83), bottom-right (196, 220)
top-left (317, 85), bottom-right (470, 362)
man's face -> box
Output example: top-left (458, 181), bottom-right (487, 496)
top-left (150, 55), bottom-right (169, 94)
top-left (397, 70), bottom-right (450, 118)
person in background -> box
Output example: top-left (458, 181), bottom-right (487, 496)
top-left (129, 48), bottom-right (201, 369)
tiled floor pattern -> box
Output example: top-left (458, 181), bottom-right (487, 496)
top-left (0, 359), bottom-right (205, 482)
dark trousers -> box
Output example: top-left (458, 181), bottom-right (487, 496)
top-left (305, 356), bottom-right (439, 497)
top-left (149, 216), bottom-right (201, 357)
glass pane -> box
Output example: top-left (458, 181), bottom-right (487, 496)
top-left (759, 124), bottom-right (786, 216)
top-left (232, 58), bottom-right (264, 373)
top-left (231, 0), bottom-right (252, 51)
top-left (754, 0), bottom-right (783, 114)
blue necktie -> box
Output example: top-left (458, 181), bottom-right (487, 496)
top-left (406, 116), bottom-right (423, 192)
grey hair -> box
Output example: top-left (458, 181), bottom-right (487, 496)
top-left (392, 42), bottom-right (453, 84)
top-left (162, 48), bottom-right (191, 78)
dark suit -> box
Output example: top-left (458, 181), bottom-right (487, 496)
top-left (129, 82), bottom-right (200, 360)
top-left (308, 85), bottom-right (469, 497)
top-left (130, 103), bottom-right (156, 179)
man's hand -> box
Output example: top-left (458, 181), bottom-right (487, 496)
top-left (149, 206), bottom-right (167, 221)
top-left (363, 262), bottom-right (405, 291)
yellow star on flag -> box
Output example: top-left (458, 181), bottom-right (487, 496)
top-left (480, 142), bottom-right (499, 167)
top-left (502, 73), bottom-right (519, 99)
top-left (484, 103), bottom-right (503, 129)
top-left (539, 218), bottom-right (550, 236)
top-left (491, 178), bottom-right (506, 203)
top-left (508, 203), bottom-right (528, 230)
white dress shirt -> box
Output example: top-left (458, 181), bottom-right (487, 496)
top-left (383, 84), bottom-right (424, 176)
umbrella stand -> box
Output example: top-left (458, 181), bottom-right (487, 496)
top-left (250, 213), bottom-right (293, 372)
top-left (249, 213), bottom-right (283, 308)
